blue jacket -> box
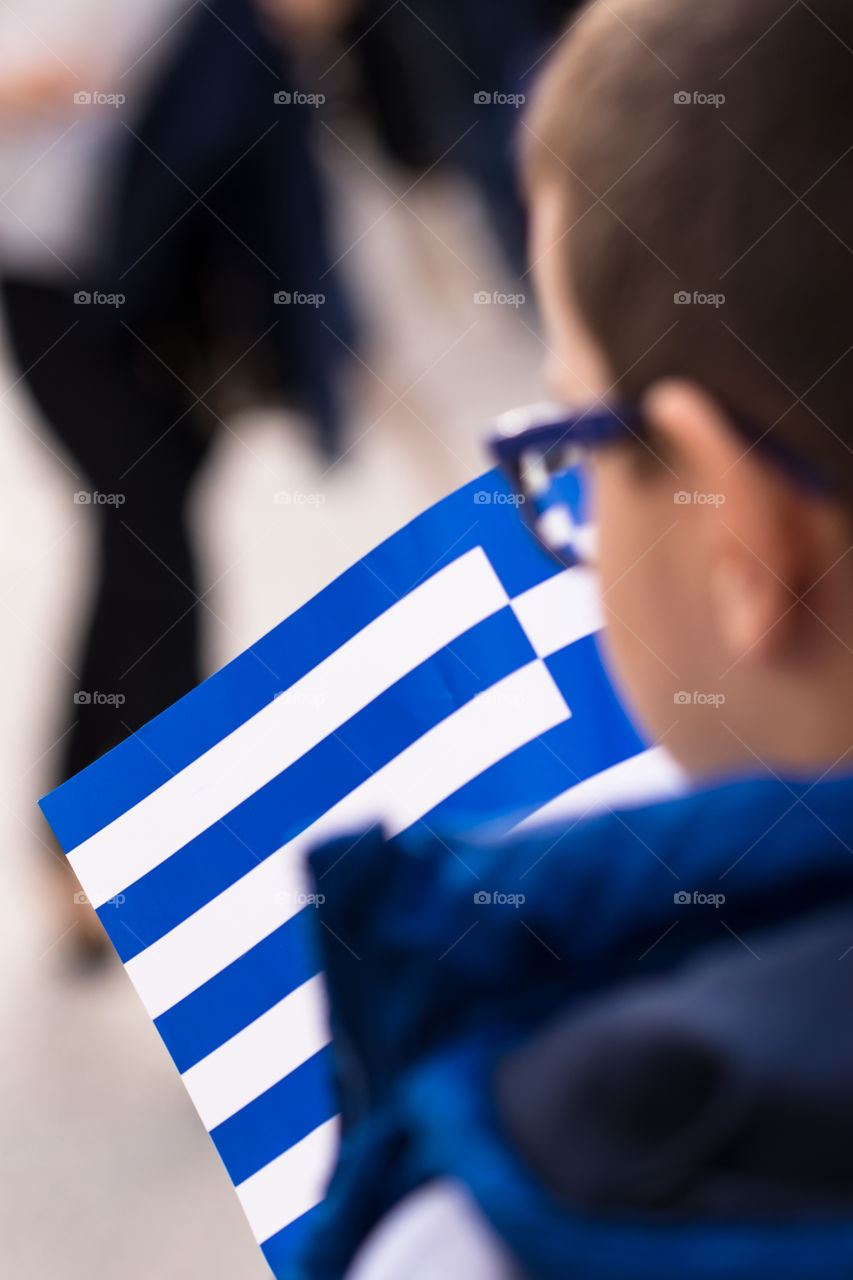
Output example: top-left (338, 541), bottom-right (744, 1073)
top-left (298, 774), bottom-right (853, 1279)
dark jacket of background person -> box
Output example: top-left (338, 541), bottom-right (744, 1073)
top-left (107, 0), bottom-right (355, 454)
top-left (343, 0), bottom-right (583, 281)
top-left (297, 774), bottom-right (853, 1279)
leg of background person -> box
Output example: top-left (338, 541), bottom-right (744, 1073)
top-left (2, 278), bottom-right (213, 961)
top-left (67, 461), bottom-right (207, 777)
top-left (2, 278), bottom-right (213, 779)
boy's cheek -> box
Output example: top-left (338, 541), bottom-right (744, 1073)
top-left (591, 453), bottom-right (661, 599)
top-left (594, 457), bottom-right (733, 770)
top-left (593, 457), bottom-right (695, 734)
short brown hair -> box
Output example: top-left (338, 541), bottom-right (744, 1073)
top-left (525, 0), bottom-right (853, 490)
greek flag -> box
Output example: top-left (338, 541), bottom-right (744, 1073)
top-left (39, 467), bottom-right (675, 1277)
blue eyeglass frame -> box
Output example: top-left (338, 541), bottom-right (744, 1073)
top-left (486, 399), bottom-right (831, 568)
top-left (488, 402), bottom-right (645, 468)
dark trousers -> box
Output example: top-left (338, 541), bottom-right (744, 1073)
top-left (3, 278), bottom-right (213, 782)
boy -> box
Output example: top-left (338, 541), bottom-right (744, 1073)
top-left (299, 0), bottom-right (853, 1275)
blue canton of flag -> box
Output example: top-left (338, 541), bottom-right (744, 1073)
top-left (39, 467), bottom-right (676, 1277)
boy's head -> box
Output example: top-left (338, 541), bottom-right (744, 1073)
top-left (525, 0), bottom-right (853, 779)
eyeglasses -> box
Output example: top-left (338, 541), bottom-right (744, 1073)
top-left (486, 401), bottom-right (644, 568)
top-left (487, 400), bottom-right (831, 569)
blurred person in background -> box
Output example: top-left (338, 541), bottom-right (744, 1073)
top-left (260, 0), bottom-right (584, 281)
top-left (0, 0), bottom-right (353, 956)
top-left (337, 0), bottom-right (568, 281)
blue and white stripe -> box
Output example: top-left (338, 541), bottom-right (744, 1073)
top-left (40, 468), bottom-right (674, 1277)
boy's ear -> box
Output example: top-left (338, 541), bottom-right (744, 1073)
top-left (639, 379), bottom-right (818, 665)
